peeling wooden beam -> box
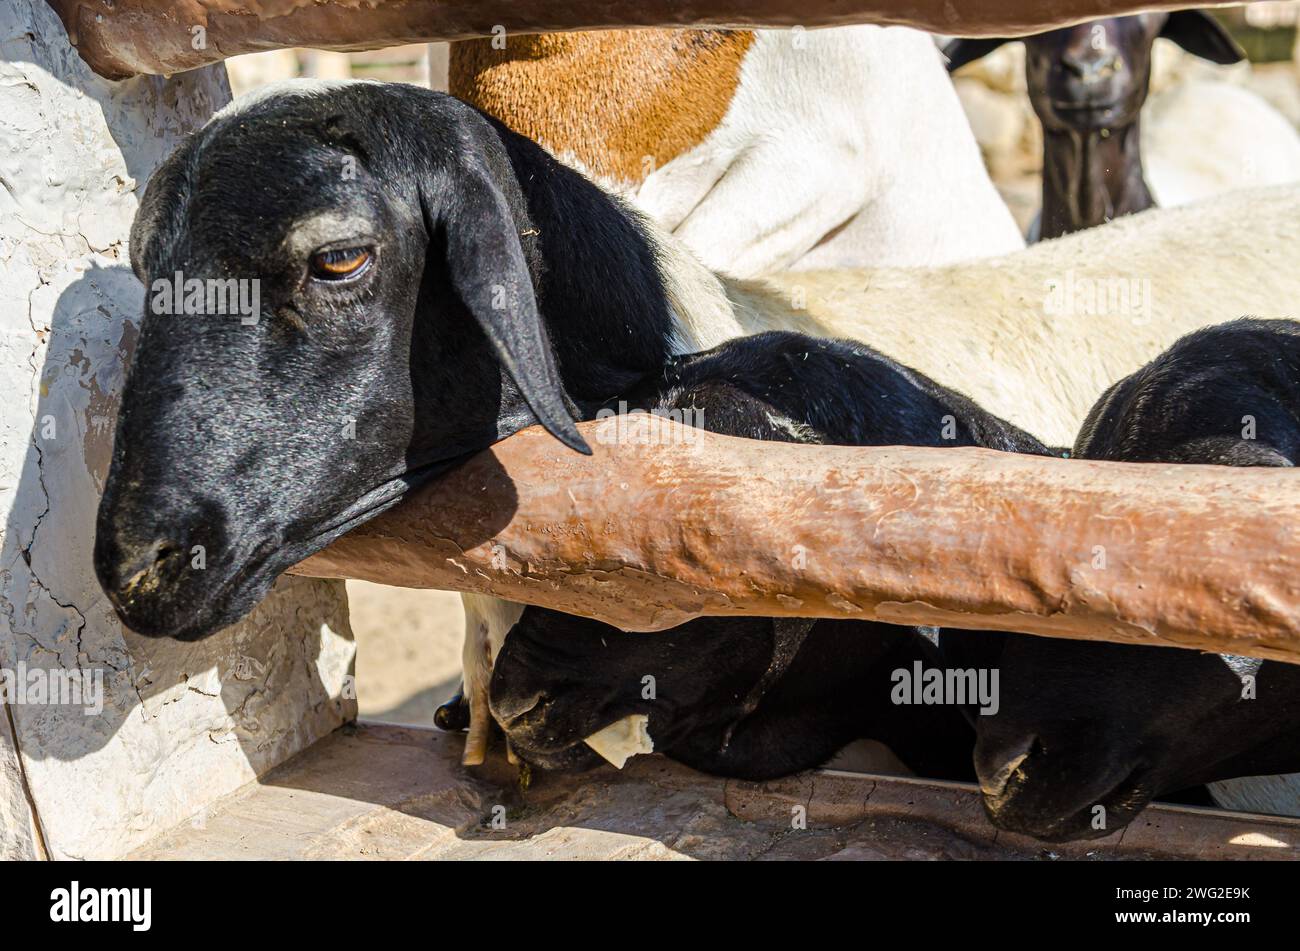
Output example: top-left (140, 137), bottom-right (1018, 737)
top-left (47, 0), bottom-right (1253, 80)
top-left (288, 415), bottom-right (1300, 663)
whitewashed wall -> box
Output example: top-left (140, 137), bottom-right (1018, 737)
top-left (0, 0), bottom-right (355, 860)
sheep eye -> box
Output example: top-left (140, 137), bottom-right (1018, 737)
top-left (309, 247), bottom-right (372, 281)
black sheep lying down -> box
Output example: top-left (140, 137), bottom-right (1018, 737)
top-left (945, 318), bottom-right (1300, 842)
top-left (488, 330), bottom-right (1050, 781)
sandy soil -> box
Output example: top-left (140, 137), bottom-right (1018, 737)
top-left (347, 581), bottom-right (464, 725)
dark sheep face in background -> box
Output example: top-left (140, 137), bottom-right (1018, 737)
top-left (95, 84), bottom-right (584, 641)
top-left (1025, 12), bottom-right (1244, 132)
top-left (1023, 16), bottom-right (1157, 132)
top-left (946, 11), bottom-right (1245, 133)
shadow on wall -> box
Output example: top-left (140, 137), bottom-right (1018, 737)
top-left (0, 0), bottom-right (354, 859)
top-left (1, 261), bottom-right (354, 836)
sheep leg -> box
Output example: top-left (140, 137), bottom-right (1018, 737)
top-left (462, 687), bottom-right (491, 767)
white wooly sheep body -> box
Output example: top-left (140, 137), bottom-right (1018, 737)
top-left (697, 183), bottom-right (1300, 448)
top-left (463, 185), bottom-right (1300, 810)
top-left (1144, 80), bottom-right (1300, 209)
top-left (589, 27), bottom-right (1026, 277)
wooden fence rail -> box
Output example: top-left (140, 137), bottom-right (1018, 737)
top-left (288, 415), bottom-right (1300, 664)
top-left (49, 0), bottom-right (1255, 79)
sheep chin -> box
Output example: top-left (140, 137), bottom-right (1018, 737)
top-left (584, 715), bottom-right (655, 769)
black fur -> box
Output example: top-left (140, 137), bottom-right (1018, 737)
top-left (98, 85), bottom-right (683, 639)
top-left (945, 319), bottom-right (1300, 842)
top-left (494, 611), bottom-right (975, 782)
top-left (95, 82), bottom-right (1037, 786)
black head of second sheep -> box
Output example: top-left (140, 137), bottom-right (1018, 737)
top-left (945, 12), bottom-right (1244, 240)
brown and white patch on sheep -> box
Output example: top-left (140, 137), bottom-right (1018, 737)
top-left (450, 30), bottom-right (754, 189)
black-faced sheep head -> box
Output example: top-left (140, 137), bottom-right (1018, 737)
top-left (95, 82), bottom-right (589, 641)
top-left (489, 608), bottom-right (965, 782)
top-left (946, 11), bottom-right (1244, 132)
top-left (487, 610), bottom-right (780, 774)
top-left (942, 319), bottom-right (1300, 842)
top-left (943, 629), bottom-right (1300, 843)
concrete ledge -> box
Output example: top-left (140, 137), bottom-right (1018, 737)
top-left (128, 722), bottom-right (1300, 861)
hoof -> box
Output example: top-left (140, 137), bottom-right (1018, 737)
top-left (435, 687), bottom-right (470, 732)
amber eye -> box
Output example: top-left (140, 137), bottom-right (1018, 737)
top-left (309, 247), bottom-right (372, 281)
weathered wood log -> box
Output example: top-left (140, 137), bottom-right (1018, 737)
top-left (289, 414), bottom-right (1300, 663)
top-left (48, 0), bottom-right (1251, 80)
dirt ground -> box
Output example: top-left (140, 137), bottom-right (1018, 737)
top-left (347, 582), bottom-right (464, 725)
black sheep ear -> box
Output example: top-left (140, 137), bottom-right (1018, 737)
top-left (129, 140), bottom-right (195, 284)
top-left (1159, 11), bottom-right (1245, 65)
top-left (942, 37), bottom-right (1010, 73)
top-left (433, 158), bottom-right (590, 456)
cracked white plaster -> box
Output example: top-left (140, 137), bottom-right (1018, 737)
top-left (0, 1), bottom-right (356, 860)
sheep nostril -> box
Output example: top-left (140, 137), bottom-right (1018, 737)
top-left (978, 734), bottom-right (1039, 800)
top-left (112, 539), bottom-right (187, 604)
top-left (1063, 53), bottom-right (1121, 85)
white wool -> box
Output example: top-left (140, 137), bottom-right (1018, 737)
top-left (630, 27), bottom-right (1026, 278)
top-left (1144, 80), bottom-right (1300, 209)
top-left (639, 215), bottom-right (746, 353)
top-left (212, 77), bottom-right (381, 120)
top-left (741, 183), bottom-right (1300, 447)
